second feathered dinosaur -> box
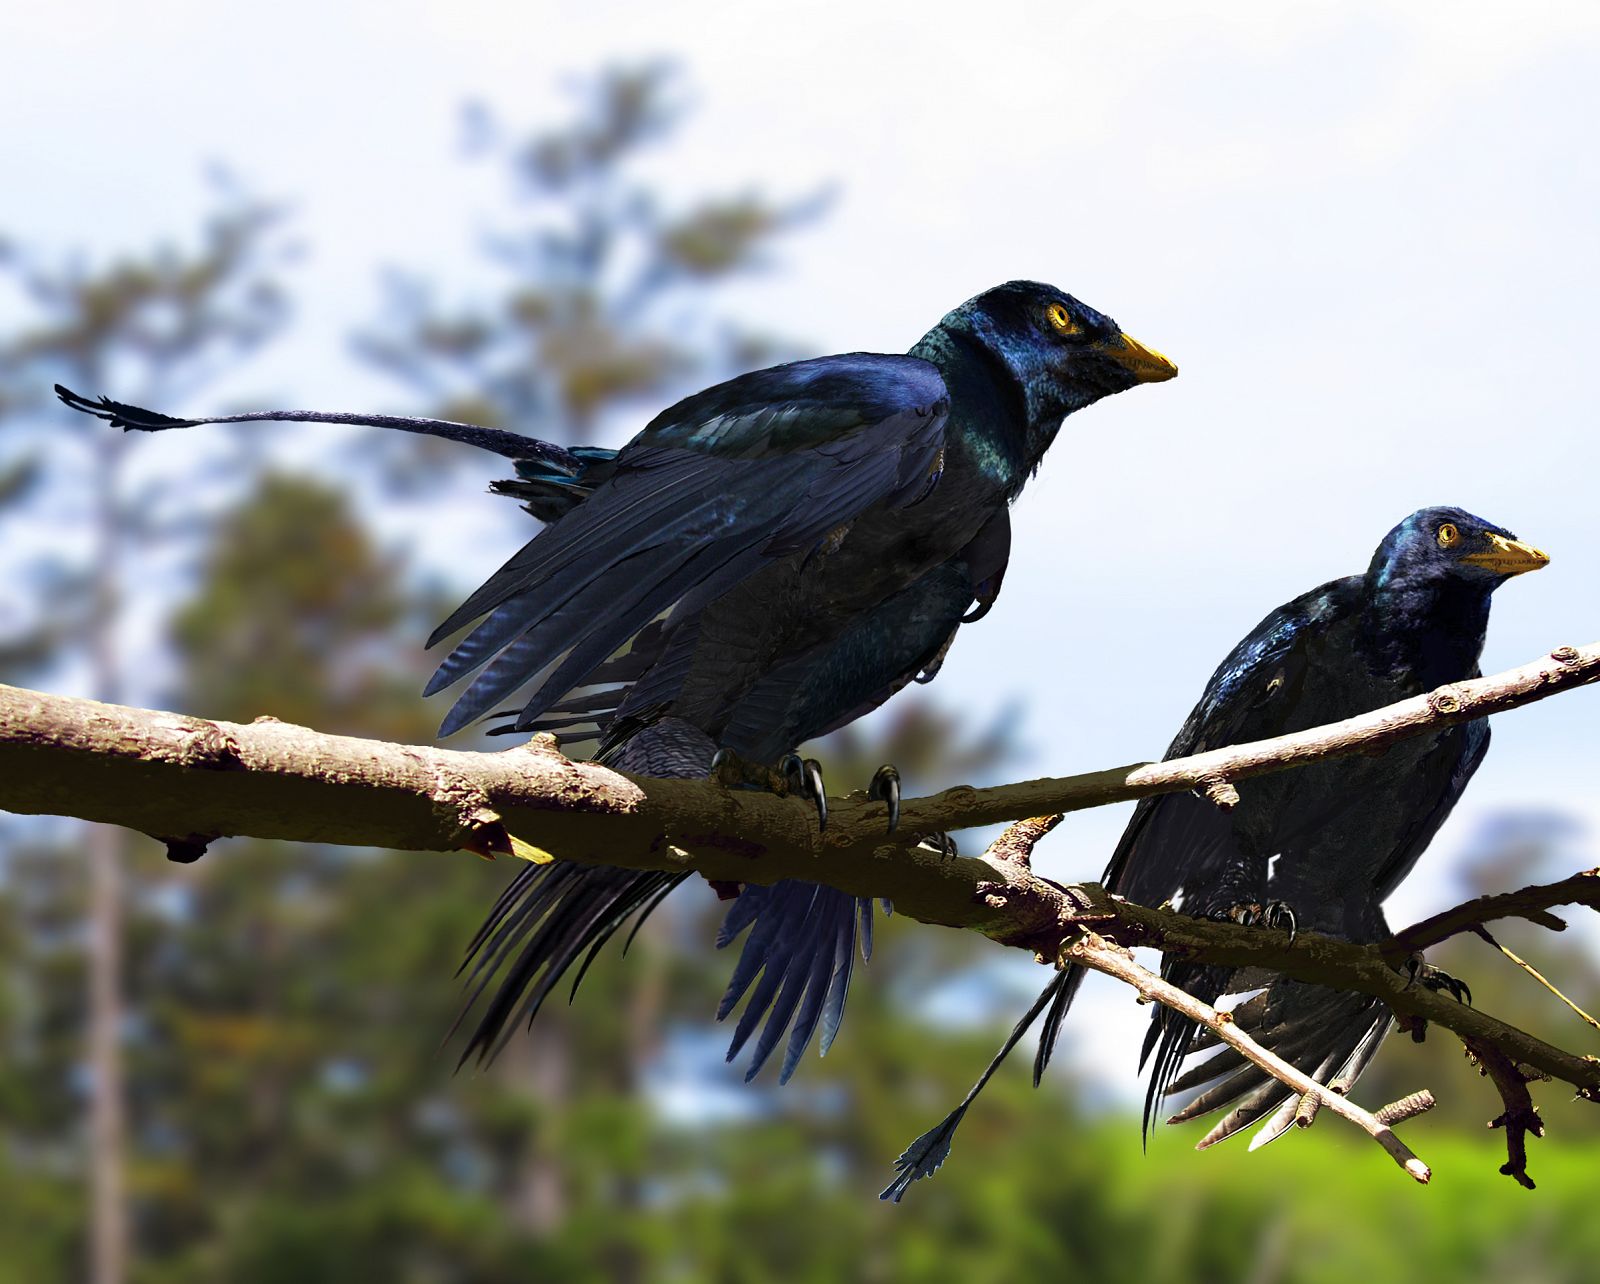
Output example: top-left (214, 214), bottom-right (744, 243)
top-left (884, 505), bottom-right (1547, 1199)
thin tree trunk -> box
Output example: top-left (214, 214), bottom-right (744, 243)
top-left (501, 1017), bottom-right (569, 1233)
top-left (611, 921), bottom-right (666, 1284)
top-left (86, 822), bottom-right (125, 1284)
top-left (87, 431), bottom-right (126, 1284)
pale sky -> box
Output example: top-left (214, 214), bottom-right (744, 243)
top-left (4, 0), bottom-right (1599, 1094)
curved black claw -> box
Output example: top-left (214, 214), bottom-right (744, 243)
top-left (916, 832), bottom-right (959, 861)
top-left (1208, 899), bottom-right (1298, 945)
top-left (710, 747), bottom-right (742, 788)
top-left (868, 764), bottom-right (901, 835)
top-left (1263, 900), bottom-right (1297, 946)
top-left (1406, 955), bottom-right (1472, 1006)
top-left (780, 753), bottom-right (828, 832)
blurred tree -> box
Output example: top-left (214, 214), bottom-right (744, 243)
top-left (127, 471), bottom-right (552, 1281)
top-left (0, 178), bottom-right (294, 1284)
top-left (348, 61), bottom-right (826, 1259)
top-left (356, 61), bottom-right (824, 457)
top-left (5, 60), bottom-right (1597, 1284)
top-left (1359, 808), bottom-right (1600, 1144)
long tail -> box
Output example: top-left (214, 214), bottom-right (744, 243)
top-left (881, 966), bottom-right (1084, 1202)
top-left (1160, 977), bottom-right (1392, 1149)
top-left (54, 383), bottom-right (576, 467)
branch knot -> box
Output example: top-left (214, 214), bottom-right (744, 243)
top-left (1428, 686), bottom-right (1464, 716)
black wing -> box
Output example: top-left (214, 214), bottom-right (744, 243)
top-left (425, 353), bottom-right (948, 736)
top-left (883, 580), bottom-right (1360, 1200)
top-left (1030, 579), bottom-right (1357, 1088)
top-left (1163, 715), bottom-right (1490, 1149)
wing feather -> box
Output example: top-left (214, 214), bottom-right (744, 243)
top-left (426, 354), bottom-right (947, 735)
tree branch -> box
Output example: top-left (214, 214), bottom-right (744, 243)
top-left (1082, 888), bottom-right (1600, 1103)
top-left (1387, 869), bottom-right (1600, 956)
top-left (4, 640), bottom-right (1599, 938)
top-left (1064, 930), bottom-right (1434, 1183)
top-left (4, 639), bottom-right (1600, 1185)
top-left (1462, 1034), bottom-right (1547, 1189)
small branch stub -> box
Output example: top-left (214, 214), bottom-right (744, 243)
top-left (1428, 687), bottom-right (1464, 716)
top-left (985, 814), bottom-right (1063, 869)
top-left (1374, 1090), bottom-right (1437, 1128)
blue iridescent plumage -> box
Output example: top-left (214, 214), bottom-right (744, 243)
top-left (885, 505), bottom-right (1546, 1199)
top-left (56, 280), bottom-right (1178, 1087)
top-left (443, 281), bottom-right (1174, 1080)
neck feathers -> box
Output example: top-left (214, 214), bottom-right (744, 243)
top-left (1360, 568), bottom-right (1491, 689)
top-left (911, 326), bottom-right (1033, 491)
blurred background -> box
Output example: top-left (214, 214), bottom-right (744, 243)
top-left (2, 2), bottom-right (1600, 1280)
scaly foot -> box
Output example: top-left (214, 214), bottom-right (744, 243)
top-left (868, 764), bottom-right (900, 834)
top-left (778, 752), bottom-right (828, 831)
top-left (1404, 955), bottom-right (1473, 1006)
top-left (1207, 899), bottom-right (1298, 945)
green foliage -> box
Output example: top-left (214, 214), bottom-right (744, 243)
top-left (167, 471), bottom-right (420, 735)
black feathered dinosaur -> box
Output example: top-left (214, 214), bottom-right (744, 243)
top-left (58, 279), bottom-right (1177, 1083)
top-left (884, 506), bottom-right (1546, 1199)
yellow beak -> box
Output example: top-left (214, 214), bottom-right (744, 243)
top-left (1462, 532), bottom-right (1550, 576)
top-left (1107, 332), bottom-right (1178, 384)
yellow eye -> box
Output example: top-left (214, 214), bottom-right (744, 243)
top-left (1047, 303), bottom-right (1079, 335)
top-left (1437, 523), bottom-right (1460, 549)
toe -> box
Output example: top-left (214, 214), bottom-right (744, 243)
top-left (869, 765), bottom-right (901, 835)
top-left (803, 757), bottom-right (827, 831)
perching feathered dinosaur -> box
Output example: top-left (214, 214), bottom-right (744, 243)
top-left (57, 279), bottom-right (1177, 1082)
top-left (883, 506), bottom-right (1546, 1200)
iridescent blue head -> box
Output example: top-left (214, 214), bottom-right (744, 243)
top-left (926, 280), bottom-right (1177, 467)
top-left (1362, 506), bottom-right (1547, 684)
top-left (1367, 506), bottom-right (1549, 594)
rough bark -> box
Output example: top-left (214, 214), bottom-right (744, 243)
top-left (3, 640), bottom-right (1598, 942)
top-left (5, 639), bottom-right (1600, 1187)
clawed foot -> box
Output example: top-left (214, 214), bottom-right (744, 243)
top-left (1208, 899), bottom-right (1298, 945)
top-left (869, 764), bottom-right (900, 834)
top-left (710, 752), bottom-right (947, 850)
top-left (1404, 955), bottom-right (1473, 1006)
top-left (711, 748), bottom-right (828, 830)
top-left (868, 764), bottom-right (953, 855)
top-left (779, 752), bottom-right (828, 831)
